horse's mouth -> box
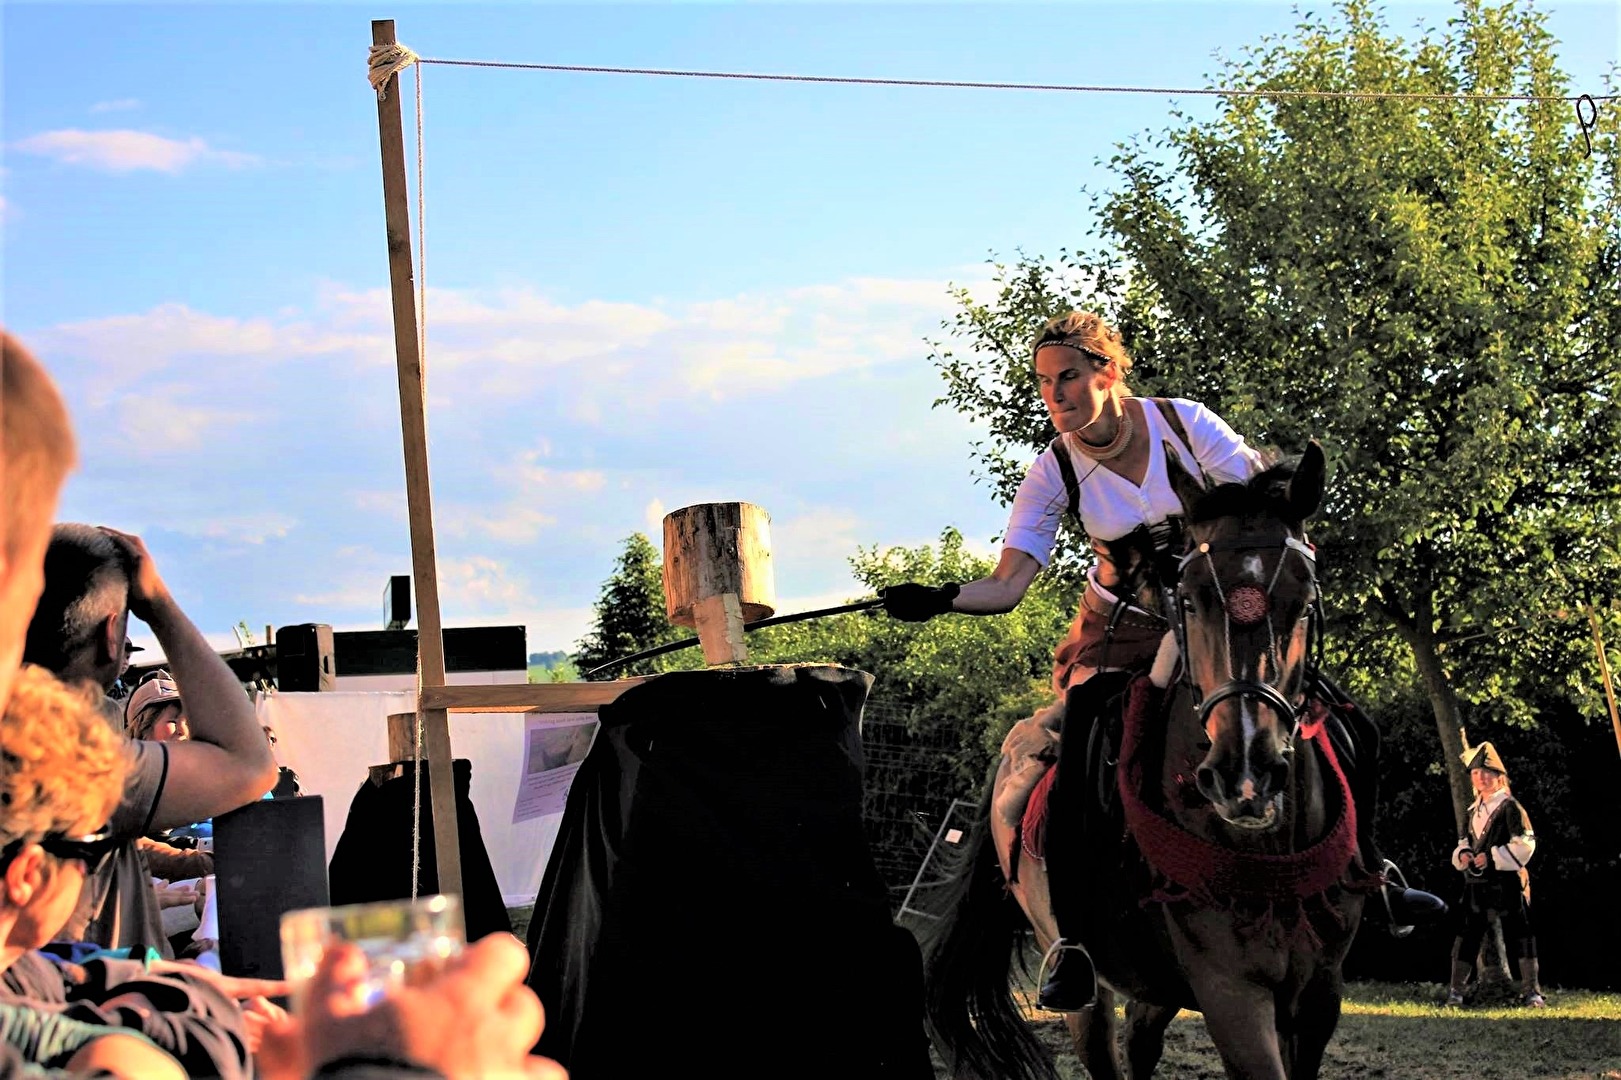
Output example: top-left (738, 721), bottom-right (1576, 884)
top-left (1213, 795), bottom-right (1282, 831)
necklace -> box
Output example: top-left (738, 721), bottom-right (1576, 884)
top-left (1069, 404), bottom-right (1134, 462)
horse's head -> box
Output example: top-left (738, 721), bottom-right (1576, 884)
top-left (1164, 441), bottom-right (1325, 831)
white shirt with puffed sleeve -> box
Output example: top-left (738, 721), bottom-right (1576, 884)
top-left (1001, 397), bottom-right (1264, 567)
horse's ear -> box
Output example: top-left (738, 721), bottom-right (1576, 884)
top-left (1164, 441), bottom-right (1205, 517)
top-left (1286, 440), bottom-right (1326, 522)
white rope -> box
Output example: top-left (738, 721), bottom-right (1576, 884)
top-left (410, 61), bottom-right (427, 900)
top-left (368, 42), bottom-right (420, 101)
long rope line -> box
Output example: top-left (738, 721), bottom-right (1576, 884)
top-left (416, 56), bottom-right (1613, 106)
top-left (368, 42), bottom-right (1608, 155)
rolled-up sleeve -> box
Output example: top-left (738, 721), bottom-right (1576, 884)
top-left (1001, 450), bottom-right (1068, 568)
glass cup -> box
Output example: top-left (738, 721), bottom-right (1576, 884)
top-left (280, 894), bottom-right (465, 1009)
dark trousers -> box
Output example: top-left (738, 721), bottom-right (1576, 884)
top-left (1455, 883), bottom-right (1537, 961)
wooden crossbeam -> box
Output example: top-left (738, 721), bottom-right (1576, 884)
top-left (419, 679), bottom-right (649, 714)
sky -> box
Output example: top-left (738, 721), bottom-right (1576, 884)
top-left (5, 1), bottom-right (1617, 656)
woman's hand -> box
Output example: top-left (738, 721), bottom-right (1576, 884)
top-left (881, 582), bottom-right (960, 622)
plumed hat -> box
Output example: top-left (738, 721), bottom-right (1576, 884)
top-left (1460, 739), bottom-right (1507, 777)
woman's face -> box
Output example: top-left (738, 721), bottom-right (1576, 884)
top-left (1035, 345), bottom-right (1115, 434)
top-left (1470, 767), bottom-right (1502, 795)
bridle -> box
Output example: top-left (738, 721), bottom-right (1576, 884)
top-left (1163, 532), bottom-right (1322, 743)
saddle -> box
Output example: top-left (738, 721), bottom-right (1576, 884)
top-left (1015, 670), bottom-right (1137, 877)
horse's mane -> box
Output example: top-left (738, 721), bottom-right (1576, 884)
top-left (1184, 454), bottom-right (1303, 525)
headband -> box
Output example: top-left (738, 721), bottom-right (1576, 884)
top-left (1035, 338), bottom-right (1114, 365)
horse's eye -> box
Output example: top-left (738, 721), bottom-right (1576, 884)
top-left (1180, 594), bottom-right (1196, 612)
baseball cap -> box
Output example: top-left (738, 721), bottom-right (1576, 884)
top-left (125, 669), bottom-right (182, 728)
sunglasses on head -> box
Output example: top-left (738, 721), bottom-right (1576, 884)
top-left (1, 827), bottom-right (118, 876)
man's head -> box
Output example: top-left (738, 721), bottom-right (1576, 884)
top-left (0, 665), bottom-right (128, 962)
top-left (0, 332), bottom-right (77, 712)
top-left (23, 524), bottom-right (137, 692)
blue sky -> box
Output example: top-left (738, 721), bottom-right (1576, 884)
top-left (5, 2), bottom-right (1616, 655)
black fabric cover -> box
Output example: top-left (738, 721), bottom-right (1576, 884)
top-left (527, 665), bottom-right (932, 1080)
top-left (328, 758), bottom-right (512, 942)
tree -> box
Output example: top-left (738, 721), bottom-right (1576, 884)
top-left (932, 0), bottom-right (1621, 829)
top-left (572, 533), bottom-right (686, 679)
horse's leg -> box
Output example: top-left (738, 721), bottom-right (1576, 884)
top-left (1282, 971), bottom-right (1343, 1080)
top-left (1064, 986), bottom-right (1124, 1080)
top-left (1120, 1000), bottom-right (1176, 1080)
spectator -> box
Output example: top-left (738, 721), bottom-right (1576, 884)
top-left (0, 663), bottom-right (240, 1078)
top-left (23, 526), bottom-right (277, 956)
top-left (0, 333), bottom-right (76, 717)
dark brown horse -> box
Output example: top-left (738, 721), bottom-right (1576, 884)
top-left (922, 442), bottom-right (1366, 1080)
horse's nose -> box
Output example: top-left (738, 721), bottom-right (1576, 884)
top-left (1195, 763), bottom-right (1226, 803)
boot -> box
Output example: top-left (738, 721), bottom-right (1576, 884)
top-left (1445, 960), bottom-right (1472, 1007)
top-left (1379, 859), bottom-right (1449, 937)
top-left (1519, 957), bottom-right (1546, 1008)
top-left (1036, 938), bottom-right (1097, 1012)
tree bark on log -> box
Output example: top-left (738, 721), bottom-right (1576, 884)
top-left (663, 503), bottom-right (775, 666)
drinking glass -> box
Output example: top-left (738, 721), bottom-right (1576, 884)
top-left (280, 894), bottom-right (464, 1008)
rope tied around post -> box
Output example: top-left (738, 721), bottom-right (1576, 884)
top-left (368, 41), bottom-right (420, 100)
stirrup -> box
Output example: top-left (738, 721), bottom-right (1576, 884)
top-left (1380, 859), bottom-right (1414, 939)
top-left (1035, 937), bottom-right (1097, 1012)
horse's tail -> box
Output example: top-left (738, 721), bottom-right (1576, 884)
top-left (914, 762), bottom-right (1058, 1080)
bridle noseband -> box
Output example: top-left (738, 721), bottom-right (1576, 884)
top-left (1166, 534), bottom-right (1320, 740)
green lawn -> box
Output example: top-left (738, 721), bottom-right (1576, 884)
top-left (1006, 981), bottom-right (1621, 1080)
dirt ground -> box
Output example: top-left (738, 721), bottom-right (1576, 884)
top-left (935, 985), bottom-right (1621, 1080)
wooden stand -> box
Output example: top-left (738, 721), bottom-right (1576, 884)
top-left (663, 503), bottom-right (776, 666)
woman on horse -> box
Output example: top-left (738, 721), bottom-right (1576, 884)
top-left (1446, 741), bottom-right (1544, 1007)
top-left (883, 310), bottom-right (1445, 1009)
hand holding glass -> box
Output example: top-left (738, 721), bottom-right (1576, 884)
top-left (280, 895), bottom-right (464, 1009)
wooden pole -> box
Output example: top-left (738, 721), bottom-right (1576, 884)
top-left (1585, 606), bottom-right (1621, 761)
top-left (372, 18), bottom-right (461, 901)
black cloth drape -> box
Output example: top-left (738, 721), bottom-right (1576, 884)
top-left (527, 665), bottom-right (932, 1080)
top-left (328, 758), bottom-right (512, 942)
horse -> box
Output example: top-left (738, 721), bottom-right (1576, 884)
top-left (921, 441), bottom-right (1367, 1080)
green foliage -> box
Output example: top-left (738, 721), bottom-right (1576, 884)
top-left (748, 529), bottom-right (1078, 777)
top-left (931, 0), bottom-right (1621, 820)
top-left (571, 533), bottom-right (686, 679)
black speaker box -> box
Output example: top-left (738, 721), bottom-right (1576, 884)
top-left (215, 796), bottom-right (329, 980)
top-left (276, 623), bottom-right (335, 692)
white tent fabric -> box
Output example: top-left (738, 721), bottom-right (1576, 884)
top-left (256, 690), bottom-right (578, 906)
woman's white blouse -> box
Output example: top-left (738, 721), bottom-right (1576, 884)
top-left (1001, 397), bottom-right (1263, 567)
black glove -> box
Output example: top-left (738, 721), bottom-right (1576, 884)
top-left (881, 582), bottom-right (961, 623)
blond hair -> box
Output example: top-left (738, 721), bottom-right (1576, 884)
top-left (2, 332), bottom-right (77, 560)
top-left (0, 665), bottom-right (129, 845)
top-left (1031, 311), bottom-right (1134, 378)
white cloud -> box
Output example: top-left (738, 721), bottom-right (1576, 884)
top-left (439, 555), bottom-right (528, 613)
top-left (771, 507), bottom-right (864, 562)
top-left (13, 129), bottom-right (258, 173)
top-left (643, 499), bottom-right (667, 541)
top-left (171, 512), bottom-right (297, 545)
top-left (0, 195), bottom-right (13, 223)
top-left (118, 393), bottom-right (250, 452)
top-left (89, 99), bottom-right (142, 114)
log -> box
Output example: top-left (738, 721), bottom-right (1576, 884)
top-left (663, 503), bottom-right (775, 666)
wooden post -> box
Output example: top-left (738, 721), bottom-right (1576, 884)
top-left (663, 503), bottom-right (775, 666)
top-left (372, 18), bottom-right (460, 901)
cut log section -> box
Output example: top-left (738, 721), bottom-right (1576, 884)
top-left (663, 502), bottom-right (775, 666)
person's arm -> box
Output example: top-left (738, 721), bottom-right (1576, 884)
top-left (1451, 837), bottom-right (1473, 870)
top-left (1490, 801), bottom-right (1536, 871)
top-left (133, 839), bottom-right (212, 882)
top-left (102, 530), bottom-right (276, 832)
top-left (882, 452), bottom-right (1060, 622)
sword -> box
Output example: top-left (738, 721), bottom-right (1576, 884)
top-left (582, 596), bottom-right (886, 678)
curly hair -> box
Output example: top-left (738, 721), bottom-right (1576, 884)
top-left (1030, 310), bottom-right (1135, 378)
top-left (0, 665), bottom-right (129, 845)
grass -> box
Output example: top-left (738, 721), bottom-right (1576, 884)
top-left (996, 980), bottom-right (1621, 1080)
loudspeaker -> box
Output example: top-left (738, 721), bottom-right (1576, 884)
top-left (277, 623), bottom-right (335, 692)
top-left (215, 796), bottom-right (329, 980)
top-left (384, 575), bottom-right (411, 630)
